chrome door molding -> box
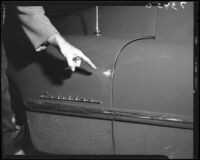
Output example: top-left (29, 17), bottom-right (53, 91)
top-left (26, 100), bottom-right (193, 130)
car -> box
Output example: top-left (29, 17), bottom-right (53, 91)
top-left (4, 2), bottom-right (194, 158)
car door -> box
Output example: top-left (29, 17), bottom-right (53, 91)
top-left (112, 3), bottom-right (194, 158)
top-left (5, 5), bottom-right (158, 155)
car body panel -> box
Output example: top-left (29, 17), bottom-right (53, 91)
top-left (5, 4), bottom-right (194, 157)
top-left (8, 36), bottom-right (131, 109)
top-left (27, 111), bottom-right (113, 154)
top-left (114, 122), bottom-right (193, 159)
top-left (113, 39), bottom-right (193, 121)
top-left (53, 6), bottom-right (157, 38)
top-left (155, 2), bottom-right (193, 43)
top-left (112, 39), bottom-right (193, 158)
top-left (7, 36), bottom-right (133, 154)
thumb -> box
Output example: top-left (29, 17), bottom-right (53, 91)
top-left (66, 58), bottom-right (76, 72)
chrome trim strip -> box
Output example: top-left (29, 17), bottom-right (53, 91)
top-left (25, 100), bottom-right (193, 130)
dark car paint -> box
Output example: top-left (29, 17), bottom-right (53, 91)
top-left (7, 36), bottom-right (193, 157)
top-left (5, 4), bottom-right (194, 158)
top-left (6, 36), bottom-right (136, 155)
top-left (155, 2), bottom-right (193, 43)
top-left (52, 6), bottom-right (157, 38)
top-left (112, 39), bottom-right (193, 158)
top-left (113, 39), bottom-right (193, 121)
top-left (8, 36), bottom-right (133, 109)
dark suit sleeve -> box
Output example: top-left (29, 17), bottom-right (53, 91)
top-left (15, 6), bottom-right (59, 51)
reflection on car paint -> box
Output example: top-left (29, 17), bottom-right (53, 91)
top-left (103, 69), bottom-right (113, 78)
top-left (40, 92), bottom-right (102, 104)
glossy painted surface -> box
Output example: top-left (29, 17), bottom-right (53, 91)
top-left (7, 36), bottom-right (131, 154)
top-left (53, 6), bottom-right (157, 38)
top-left (113, 39), bottom-right (193, 158)
top-left (113, 122), bottom-right (193, 158)
top-left (156, 2), bottom-right (193, 43)
top-left (27, 112), bottom-right (113, 154)
top-left (5, 5), bottom-right (194, 156)
top-left (113, 39), bottom-right (193, 122)
top-left (8, 36), bottom-right (130, 109)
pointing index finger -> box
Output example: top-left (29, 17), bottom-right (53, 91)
top-left (81, 54), bottom-right (97, 69)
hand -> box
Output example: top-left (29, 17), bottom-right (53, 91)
top-left (47, 33), bottom-right (97, 72)
top-left (59, 40), bottom-right (97, 72)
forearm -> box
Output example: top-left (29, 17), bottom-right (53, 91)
top-left (16, 6), bottom-right (96, 71)
top-left (15, 6), bottom-right (59, 51)
top-left (46, 33), bottom-right (72, 51)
